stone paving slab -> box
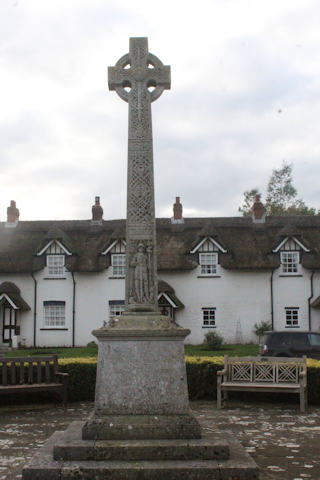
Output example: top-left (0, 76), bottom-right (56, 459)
top-left (0, 400), bottom-right (320, 479)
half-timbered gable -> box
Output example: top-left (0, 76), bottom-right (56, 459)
top-left (190, 236), bottom-right (227, 277)
top-left (102, 239), bottom-right (126, 278)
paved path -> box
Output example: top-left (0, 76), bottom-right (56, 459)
top-left (0, 400), bottom-right (319, 479)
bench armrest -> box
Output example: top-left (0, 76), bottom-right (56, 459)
top-left (217, 368), bottom-right (227, 377)
top-left (56, 372), bottom-right (69, 377)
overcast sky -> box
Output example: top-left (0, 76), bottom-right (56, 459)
top-left (1, 0), bottom-right (320, 221)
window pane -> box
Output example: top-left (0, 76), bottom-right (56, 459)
top-left (112, 254), bottom-right (126, 276)
top-left (285, 308), bottom-right (299, 327)
top-left (281, 252), bottom-right (298, 273)
top-left (110, 304), bottom-right (125, 317)
top-left (47, 255), bottom-right (65, 276)
top-left (202, 308), bottom-right (216, 327)
top-left (200, 253), bottom-right (217, 275)
top-left (44, 303), bottom-right (65, 327)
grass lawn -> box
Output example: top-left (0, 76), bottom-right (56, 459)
top-left (4, 343), bottom-right (259, 359)
top-left (184, 343), bottom-right (259, 357)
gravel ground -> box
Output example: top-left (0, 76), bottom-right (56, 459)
top-left (0, 399), bottom-right (319, 480)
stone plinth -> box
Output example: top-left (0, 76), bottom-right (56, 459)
top-left (83, 315), bottom-right (202, 440)
top-left (93, 315), bottom-right (190, 415)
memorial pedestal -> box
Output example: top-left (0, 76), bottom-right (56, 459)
top-left (84, 315), bottom-right (201, 440)
top-left (23, 316), bottom-right (259, 480)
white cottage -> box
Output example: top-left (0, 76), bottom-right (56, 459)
top-left (1, 196), bottom-right (320, 349)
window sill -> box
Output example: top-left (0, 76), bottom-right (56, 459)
top-left (108, 276), bottom-right (125, 279)
top-left (279, 275), bottom-right (303, 278)
top-left (197, 275), bottom-right (221, 278)
top-left (202, 326), bottom-right (216, 328)
top-left (43, 277), bottom-right (67, 280)
top-left (285, 326), bottom-right (300, 329)
top-left (40, 328), bottom-right (68, 331)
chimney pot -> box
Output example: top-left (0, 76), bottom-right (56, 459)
top-left (92, 196), bottom-right (103, 222)
top-left (252, 194), bottom-right (265, 223)
top-left (171, 196), bottom-right (184, 224)
top-left (7, 200), bottom-right (19, 224)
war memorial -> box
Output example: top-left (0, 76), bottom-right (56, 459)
top-left (22, 38), bottom-right (258, 479)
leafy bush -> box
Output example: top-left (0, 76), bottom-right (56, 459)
top-left (253, 321), bottom-right (272, 342)
top-left (204, 331), bottom-right (224, 350)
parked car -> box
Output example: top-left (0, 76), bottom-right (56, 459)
top-left (260, 331), bottom-right (320, 359)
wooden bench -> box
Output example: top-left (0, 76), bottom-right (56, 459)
top-left (217, 355), bottom-right (307, 413)
top-left (0, 354), bottom-right (68, 405)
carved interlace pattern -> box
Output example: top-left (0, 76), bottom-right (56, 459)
top-left (128, 141), bottom-right (154, 223)
top-left (108, 38), bottom-right (170, 310)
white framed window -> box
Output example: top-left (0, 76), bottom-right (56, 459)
top-left (280, 252), bottom-right (299, 274)
top-left (44, 301), bottom-right (65, 327)
top-left (199, 253), bottom-right (217, 275)
top-left (109, 301), bottom-right (125, 318)
top-left (111, 254), bottom-right (126, 277)
top-left (47, 255), bottom-right (65, 277)
top-left (202, 307), bottom-right (216, 327)
top-left (285, 307), bottom-right (299, 328)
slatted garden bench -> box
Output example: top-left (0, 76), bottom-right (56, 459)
top-left (0, 354), bottom-right (68, 405)
top-left (217, 355), bottom-right (307, 413)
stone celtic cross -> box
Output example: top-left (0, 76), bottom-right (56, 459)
top-left (108, 37), bottom-right (170, 313)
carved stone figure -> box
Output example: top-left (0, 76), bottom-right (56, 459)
top-left (131, 243), bottom-right (149, 302)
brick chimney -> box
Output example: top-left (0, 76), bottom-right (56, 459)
top-left (6, 200), bottom-right (19, 227)
top-left (171, 196), bottom-right (184, 224)
top-left (252, 194), bottom-right (265, 223)
top-left (91, 196), bottom-right (103, 224)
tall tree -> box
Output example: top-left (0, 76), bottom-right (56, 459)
top-left (239, 162), bottom-right (317, 216)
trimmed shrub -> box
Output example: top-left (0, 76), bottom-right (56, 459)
top-left (58, 356), bottom-right (320, 405)
top-left (2, 356), bottom-right (320, 406)
top-left (204, 331), bottom-right (224, 350)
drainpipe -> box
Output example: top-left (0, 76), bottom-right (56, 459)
top-left (31, 272), bottom-right (37, 347)
top-left (308, 271), bottom-right (314, 331)
top-left (71, 272), bottom-right (76, 347)
top-left (270, 270), bottom-right (274, 330)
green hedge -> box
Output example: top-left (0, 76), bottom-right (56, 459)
top-left (58, 356), bottom-right (320, 405)
top-left (1, 356), bottom-right (319, 405)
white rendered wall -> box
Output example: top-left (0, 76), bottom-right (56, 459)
top-left (159, 266), bottom-right (271, 344)
top-left (74, 269), bottom-right (124, 346)
top-left (35, 265), bottom-right (74, 347)
top-left (273, 266), bottom-right (320, 332)
top-left (1, 263), bottom-right (320, 348)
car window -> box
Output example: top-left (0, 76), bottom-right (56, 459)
top-left (308, 334), bottom-right (320, 346)
top-left (269, 333), bottom-right (290, 346)
top-left (292, 333), bottom-right (308, 345)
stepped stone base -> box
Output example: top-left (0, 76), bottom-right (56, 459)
top-left (22, 317), bottom-right (259, 479)
top-left (82, 412), bottom-right (202, 440)
top-left (23, 423), bottom-right (259, 480)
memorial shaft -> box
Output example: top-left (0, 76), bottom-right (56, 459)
top-left (108, 37), bottom-right (170, 313)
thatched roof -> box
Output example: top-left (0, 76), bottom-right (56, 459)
top-left (0, 282), bottom-right (31, 310)
top-left (1, 215), bottom-right (320, 273)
